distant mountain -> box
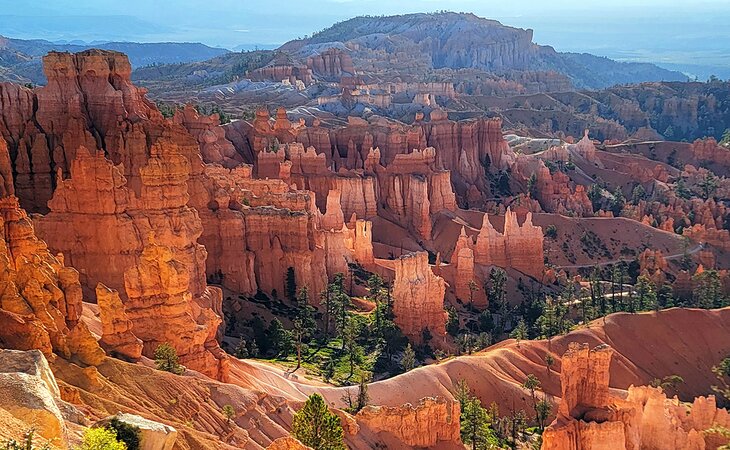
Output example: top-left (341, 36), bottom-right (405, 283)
top-left (281, 12), bottom-right (687, 90)
top-left (0, 36), bottom-right (229, 84)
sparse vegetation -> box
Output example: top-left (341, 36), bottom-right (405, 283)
top-left (292, 394), bottom-right (346, 450)
top-left (107, 419), bottom-right (141, 450)
top-left (75, 427), bottom-right (126, 450)
top-left (4, 430), bottom-right (50, 450)
top-left (154, 343), bottom-right (185, 375)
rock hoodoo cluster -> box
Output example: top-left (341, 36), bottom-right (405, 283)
top-left (542, 343), bottom-right (730, 450)
top-left (123, 233), bottom-right (228, 380)
top-left (356, 397), bottom-right (461, 447)
top-left (474, 208), bottom-right (544, 278)
top-left (0, 196), bottom-right (103, 366)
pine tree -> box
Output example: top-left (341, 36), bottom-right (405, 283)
top-left (461, 397), bottom-right (497, 450)
top-left (468, 279), bottom-right (479, 310)
top-left (631, 184), bottom-right (646, 205)
top-left (635, 275), bottom-right (657, 311)
top-left (154, 343), bottom-right (185, 375)
top-left (610, 187), bottom-right (625, 216)
top-left (509, 318), bottom-right (528, 345)
top-left (401, 343), bottom-right (416, 372)
top-left (285, 267), bottom-right (297, 302)
top-left (296, 287), bottom-right (317, 331)
top-left (356, 373), bottom-right (370, 412)
top-left (712, 357), bottom-right (730, 405)
top-left (342, 321), bottom-right (363, 377)
top-left (222, 405), bottom-right (235, 426)
top-left (675, 178), bottom-right (691, 199)
top-left (454, 379), bottom-right (471, 410)
top-left (698, 173), bottom-right (719, 200)
top-left (368, 274), bottom-right (385, 335)
top-left (267, 318), bottom-right (293, 357)
top-left (292, 394), bottom-right (346, 450)
top-left (536, 399), bottom-right (551, 432)
top-left (693, 269), bottom-right (725, 309)
top-left (545, 353), bottom-right (555, 376)
top-left (488, 268), bottom-right (508, 334)
top-left (522, 374), bottom-right (544, 430)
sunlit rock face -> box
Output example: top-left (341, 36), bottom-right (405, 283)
top-left (542, 342), bottom-right (730, 450)
top-left (391, 252), bottom-right (447, 344)
top-left (0, 196), bottom-right (103, 366)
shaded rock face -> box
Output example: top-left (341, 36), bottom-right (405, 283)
top-left (173, 104), bottom-right (243, 168)
top-left (557, 343), bottom-right (613, 418)
top-left (541, 343), bottom-right (730, 450)
top-left (35, 143), bottom-right (210, 302)
top-left (291, 113), bottom-right (509, 208)
top-left (391, 252), bottom-right (447, 343)
top-left (356, 397), bottom-right (461, 448)
top-left (306, 48), bottom-right (355, 80)
top-left (0, 349), bottom-right (66, 444)
top-left (0, 51), bottom-right (230, 379)
top-left (0, 50), bottom-right (162, 212)
top-left (0, 196), bottom-right (103, 366)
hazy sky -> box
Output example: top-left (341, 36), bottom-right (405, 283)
top-left (2, 0), bottom-right (729, 76)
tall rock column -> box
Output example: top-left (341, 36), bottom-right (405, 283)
top-left (453, 227), bottom-right (486, 308)
top-left (123, 233), bottom-right (228, 380)
top-left (392, 252), bottom-right (447, 343)
top-left (558, 343), bottom-right (613, 417)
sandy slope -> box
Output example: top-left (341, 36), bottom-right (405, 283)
top-left (357, 308), bottom-right (730, 412)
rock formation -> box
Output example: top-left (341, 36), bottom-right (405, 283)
top-left (0, 349), bottom-right (67, 444)
top-left (36, 141), bottom-right (210, 301)
top-left (474, 209), bottom-right (544, 278)
top-left (306, 48), bottom-right (355, 80)
top-left (542, 342), bottom-right (730, 450)
top-left (266, 437), bottom-right (313, 450)
top-left (0, 196), bottom-right (104, 366)
top-left (356, 397), bottom-right (461, 447)
top-left (638, 249), bottom-right (668, 286)
top-left (452, 227), bottom-right (487, 308)
top-left (174, 104), bottom-right (242, 168)
top-left (96, 283), bottom-right (143, 361)
top-left (94, 413), bottom-right (178, 450)
top-left (123, 233), bottom-right (228, 380)
top-left (391, 252), bottom-right (447, 343)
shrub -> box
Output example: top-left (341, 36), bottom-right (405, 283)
top-left (544, 225), bottom-right (557, 239)
top-left (4, 429), bottom-right (50, 450)
top-left (154, 343), bottom-right (185, 375)
top-left (107, 418), bottom-right (140, 450)
top-left (75, 427), bottom-right (126, 450)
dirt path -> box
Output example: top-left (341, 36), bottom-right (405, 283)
top-left (556, 243), bottom-right (703, 270)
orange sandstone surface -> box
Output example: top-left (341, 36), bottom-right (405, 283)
top-left (0, 48), bottom-right (728, 450)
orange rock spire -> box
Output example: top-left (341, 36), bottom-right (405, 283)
top-left (392, 252), bottom-right (447, 343)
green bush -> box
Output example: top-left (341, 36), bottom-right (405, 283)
top-left (154, 343), bottom-right (185, 375)
top-left (544, 224), bottom-right (557, 239)
top-left (75, 427), bottom-right (126, 450)
top-left (107, 419), bottom-right (140, 450)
